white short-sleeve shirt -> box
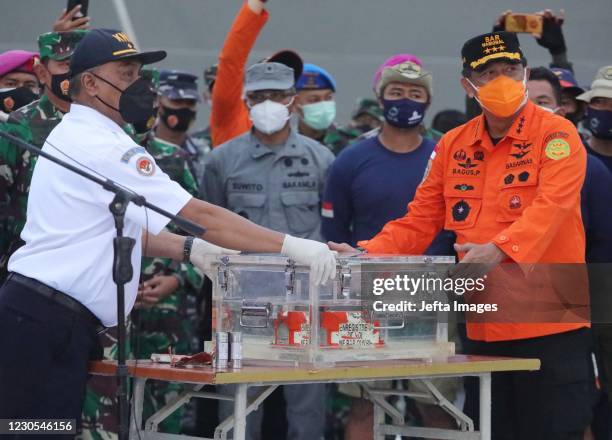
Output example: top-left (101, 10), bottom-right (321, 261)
top-left (9, 104), bottom-right (193, 326)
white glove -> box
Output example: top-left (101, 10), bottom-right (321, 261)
top-left (189, 238), bottom-right (240, 275)
top-left (281, 235), bottom-right (337, 285)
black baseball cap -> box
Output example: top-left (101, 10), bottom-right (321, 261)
top-left (70, 28), bottom-right (166, 77)
top-left (265, 49), bottom-right (303, 83)
top-left (461, 31), bottom-right (525, 71)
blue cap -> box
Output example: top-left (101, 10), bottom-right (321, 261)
top-left (296, 63), bottom-right (336, 92)
top-left (551, 68), bottom-right (585, 95)
top-left (158, 69), bottom-right (200, 101)
top-left (69, 28), bottom-right (166, 77)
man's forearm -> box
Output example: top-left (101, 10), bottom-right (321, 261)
top-left (180, 199), bottom-right (285, 253)
top-left (142, 230), bottom-right (186, 260)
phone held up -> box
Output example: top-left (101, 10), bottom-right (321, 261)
top-left (66, 0), bottom-right (89, 19)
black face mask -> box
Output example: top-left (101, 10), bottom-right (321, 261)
top-left (50, 72), bottom-right (72, 102)
top-left (92, 73), bottom-right (156, 125)
top-left (0, 87), bottom-right (38, 113)
top-left (565, 111), bottom-right (582, 127)
top-left (160, 106), bottom-right (196, 132)
top-left (132, 114), bottom-right (157, 135)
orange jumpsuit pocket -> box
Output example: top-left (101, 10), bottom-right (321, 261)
top-left (495, 185), bottom-right (538, 223)
top-left (443, 178), bottom-right (484, 230)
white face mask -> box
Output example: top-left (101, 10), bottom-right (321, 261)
top-left (249, 99), bottom-right (293, 135)
top-left (538, 104), bottom-right (560, 114)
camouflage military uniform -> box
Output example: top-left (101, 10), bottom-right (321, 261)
top-left (0, 31), bottom-right (88, 279)
top-left (354, 125), bottom-right (443, 143)
top-left (179, 129), bottom-right (211, 186)
top-left (319, 124), bottom-right (361, 156)
top-left (131, 135), bottom-right (203, 434)
top-left (0, 94), bottom-right (64, 276)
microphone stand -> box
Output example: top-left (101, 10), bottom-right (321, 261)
top-left (0, 130), bottom-right (205, 440)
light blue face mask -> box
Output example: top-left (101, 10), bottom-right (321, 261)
top-left (301, 100), bottom-right (337, 130)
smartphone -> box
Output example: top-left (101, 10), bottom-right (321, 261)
top-left (505, 13), bottom-right (543, 36)
top-left (66, 0), bottom-right (89, 19)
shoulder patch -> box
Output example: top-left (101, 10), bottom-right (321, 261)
top-left (135, 156), bottom-right (156, 176)
top-left (545, 138), bottom-right (570, 160)
top-left (121, 146), bottom-right (146, 163)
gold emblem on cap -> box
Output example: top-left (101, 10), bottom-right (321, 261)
top-left (397, 62), bottom-right (421, 75)
top-left (112, 32), bottom-right (137, 56)
top-left (481, 34), bottom-right (505, 48)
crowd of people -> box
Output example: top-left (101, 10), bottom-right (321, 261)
top-left (0, 1), bottom-right (611, 439)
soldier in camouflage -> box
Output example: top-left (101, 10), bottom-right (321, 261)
top-left (0, 30), bottom-right (86, 281)
top-left (191, 63), bottom-right (217, 149)
top-left (295, 63), bottom-right (361, 155)
top-left (348, 97), bottom-right (384, 134)
top-left (123, 67), bottom-right (160, 145)
top-left (131, 69), bottom-right (204, 434)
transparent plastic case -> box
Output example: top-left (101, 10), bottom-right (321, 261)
top-left (211, 254), bottom-right (456, 367)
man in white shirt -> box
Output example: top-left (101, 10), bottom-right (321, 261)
top-left (0, 28), bottom-right (335, 428)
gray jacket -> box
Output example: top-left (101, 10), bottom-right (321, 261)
top-left (200, 129), bottom-right (335, 241)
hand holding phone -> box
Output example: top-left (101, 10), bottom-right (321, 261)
top-left (53, 0), bottom-right (90, 32)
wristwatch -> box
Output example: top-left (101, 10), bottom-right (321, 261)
top-left (183, 236), bottom-right (195, 263)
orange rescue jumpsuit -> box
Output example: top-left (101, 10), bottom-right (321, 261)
top-left (359, 101), bottom-right (589, 342)
top-left (210, 1), bottom-right (267, 147)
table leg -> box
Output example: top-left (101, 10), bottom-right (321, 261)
top-left (233, 383), bottom-right (248, 440)
top-left (129, 377), bottom-right (146, 438)
top-left (372, 391), bottom-right (385, 440)
top-left (479, 373), bottom-right (492, 440)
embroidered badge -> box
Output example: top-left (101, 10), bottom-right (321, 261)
top-left (545, 139), bottom-right (570, 160)
top-left (509, 195), bottom-right (521, 209)
top-left (452, 200), bottom-right (470, 221)
top-left (136, 156), bottom-right (155, 176)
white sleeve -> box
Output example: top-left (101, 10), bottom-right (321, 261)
top-left (103, 148), bottom-right (193, 234)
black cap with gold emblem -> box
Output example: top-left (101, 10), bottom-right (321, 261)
top-left (461, 31), bottom-right (525, 71)
top-left (69, 28), bottom-right (166, 77)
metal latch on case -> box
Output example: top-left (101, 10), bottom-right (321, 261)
top-left (217, 256), bottom-right (231, 291)
top-left (285, 260), bottom-right (295, 295)
top-left (340, 265), bottom-right (351, 297)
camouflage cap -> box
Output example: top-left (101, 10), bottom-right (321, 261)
top-left (352, 97), bottom-right (383, 120)
top-left (38, 30), bottom-right (88, 61)
top-left (141, 67), bottom-right (160, 92)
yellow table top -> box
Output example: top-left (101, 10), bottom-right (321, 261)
top-left (90, 355), bottom-right (540, 385)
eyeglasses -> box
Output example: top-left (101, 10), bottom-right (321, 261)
top-left (246, 90), bottom-right (295, 105)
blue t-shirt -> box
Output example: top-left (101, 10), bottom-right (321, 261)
top-left (581, 153), bottom-right (612, 263)
top-left (321, 135), bottom-right (455, 255)
top-left (585, 143), bottom-right (612, 173)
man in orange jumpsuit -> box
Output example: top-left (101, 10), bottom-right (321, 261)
top-left (331, 32), bottom-right (594, 439)
top-left (209, 0), bottom-right (302, 147)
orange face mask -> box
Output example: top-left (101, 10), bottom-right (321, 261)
top-left (467, 71), bottom-right (528, 118)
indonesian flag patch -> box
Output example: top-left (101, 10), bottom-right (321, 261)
top-left (321, 201), bottom-right (334, 218)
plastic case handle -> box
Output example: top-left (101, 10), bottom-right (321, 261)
top-left (371, 310), bottom-right (406, 329)
top-left (240, 301), bottom-right (272, 328)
